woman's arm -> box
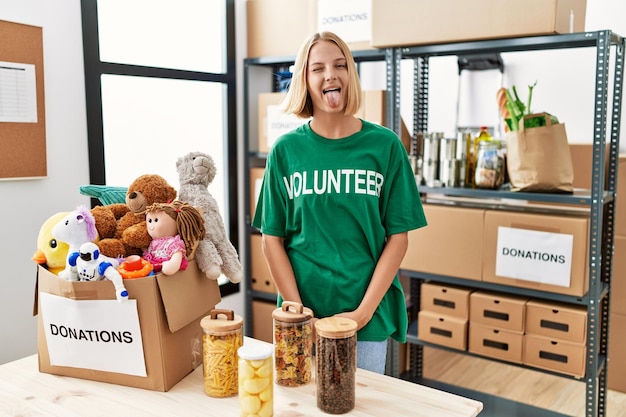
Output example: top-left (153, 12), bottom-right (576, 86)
top-left (261, 234), bottom-right (302, 304)
top-left (336, 232), bottom-right (409, 330)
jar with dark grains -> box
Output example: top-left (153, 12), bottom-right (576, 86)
top-left (272, 301), bottom-right (313, 386)
top-left (314, 317), bottom-right (358, 414)
top-left (200, 309), bottom-right (244, 398)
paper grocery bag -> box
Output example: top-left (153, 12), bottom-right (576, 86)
top-left (506, 113), bottom-right (574, 193)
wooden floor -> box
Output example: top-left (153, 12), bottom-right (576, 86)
top-left (420, 347), bottom-right (626, 417)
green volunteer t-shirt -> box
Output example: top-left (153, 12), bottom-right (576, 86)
top-left (252, 120), bottom-right (427, 342)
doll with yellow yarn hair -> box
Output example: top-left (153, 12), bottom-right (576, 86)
top-left (143, 200), bottom-right (206, 275)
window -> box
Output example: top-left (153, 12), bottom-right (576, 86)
top-left (81, 0), bottom-right (238, 296)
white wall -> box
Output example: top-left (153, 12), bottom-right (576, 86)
top-left (0, 0), bottom-right (91, 364)
top-left (0, 0), bottom-right (624, 365)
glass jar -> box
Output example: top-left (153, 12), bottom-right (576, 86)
top-left (272, 301), bottom-right (313, 386)
top-left (315, 317), bottom-right (358, 414)
top-left (474, 140), bottom-right (505, 189)
top-left (238, 343), bottom-right (273, 417)
top-left (200, 309), bottom-right (243, 398)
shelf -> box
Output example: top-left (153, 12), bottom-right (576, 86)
top-left (400, 269), bottom-right (610, 306)
top-left (418, 185), bottom-right (613, 207)
top-left (400, 30), bottom-right (624, 58)
top-left (406, 320), bottom-right (606, 381)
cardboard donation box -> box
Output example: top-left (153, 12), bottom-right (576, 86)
top-left (483, 210), bottom-right (589, 297)
top-left (371, 0), bottom-right (587, 48)
top-left (246, 0), bottom-right (374, 58)
top-left (35, 260), bottom-right (221, 391)
top-left (402, 204), bottom-right (485, 281)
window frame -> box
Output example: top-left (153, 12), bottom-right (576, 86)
top-left (80, 0), bottom-right (239, 296)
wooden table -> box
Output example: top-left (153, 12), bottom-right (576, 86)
top-left (0, 339), bottom-right (482, 416)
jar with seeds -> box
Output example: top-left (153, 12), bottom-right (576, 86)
top-left (272, 301), bottom-right (313, 386)
top-left (314, 317), bottom-right (358, 414)
top-left (200, 309), bottom-right (244, 398)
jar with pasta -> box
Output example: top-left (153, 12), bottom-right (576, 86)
top-left (238, 343), bottom-right (273, 417)
top-left (272, 301), bottom-right (313, 386)
top-left (315, 317), bottom-right (358, 414)
top-left (200, 309), bottom-right (244, 398)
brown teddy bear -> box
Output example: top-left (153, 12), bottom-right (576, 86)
top-left (94, 174), bottom-right (177, 258)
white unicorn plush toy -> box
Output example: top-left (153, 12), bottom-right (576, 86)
top-left (52, 205), bottom-right (99, 281)
top-left (52, 206), bottom-right (128, 302)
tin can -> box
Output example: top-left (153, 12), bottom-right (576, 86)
top-left (456, 132), bottom-right (472, 187)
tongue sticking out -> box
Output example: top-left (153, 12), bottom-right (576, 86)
top-left (325, 90), bottom-right (341, 108)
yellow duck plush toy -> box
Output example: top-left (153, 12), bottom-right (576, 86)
top-left (32, 212), bottom-right (70, 275)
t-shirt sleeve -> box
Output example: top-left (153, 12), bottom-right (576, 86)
top-left (251, 150), bottom-right (287, 237)
top-left (382, 135), bottom-right (427, 236)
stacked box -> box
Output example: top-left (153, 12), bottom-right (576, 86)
top-left (418, 283), bottom-right (471, 350)
top-left (468, 291), bottom-right (528, 363)
top-left (523, 300), bottom-right (587, 377)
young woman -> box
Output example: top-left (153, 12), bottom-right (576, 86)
top-left (252, 31), bottom-right (427, 373)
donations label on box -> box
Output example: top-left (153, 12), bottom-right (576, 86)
top-left (40, 292), bottom-right (147, 377)
top-left (495, 226), bottom-right (573, 287)
top-left (266, 105), bottom-right (307, 149)
top-left (317, 0), bottom-right (372, 44)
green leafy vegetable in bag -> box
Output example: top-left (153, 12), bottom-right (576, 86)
top-left (501, 82), bottom-right (558, 131)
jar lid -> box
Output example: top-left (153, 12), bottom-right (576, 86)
top-left (200, 309), bottom-right (243, 332)
top-left (238, 343), bottom-right (273, 360)
top-left (272, 301), bottom-right (313, 323)
top-left (315, 317), bottom-right (357, 339)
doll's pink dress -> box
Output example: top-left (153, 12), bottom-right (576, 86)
top-left (143, 235), bottom-right (188, 272)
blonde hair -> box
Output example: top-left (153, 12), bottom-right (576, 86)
top-left (145, 200), bottom-right (206, 256)
top-left (282, 31), bottom-right (362, 119)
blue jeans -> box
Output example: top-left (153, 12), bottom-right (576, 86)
top-left (357, 340), bottom-right (388, 374)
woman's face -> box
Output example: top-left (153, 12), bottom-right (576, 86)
top-left (306, 40), bottom-right (349, 115)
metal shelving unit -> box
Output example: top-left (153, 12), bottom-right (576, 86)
top-left (396, 30), bottom-right (624, 417)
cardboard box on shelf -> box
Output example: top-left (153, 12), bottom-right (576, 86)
top-left (612, 236), bottom-right (626, 315)
top-left (525, 299), bottom-right (587, 343)
top-left (250, 234), bottom-right (277, 294)
top-left (35, 260), bottom-right (221, 391)
top-left (608, 313), bottom-right (626, 393)
top-left (249, 167), bottom-right (265, 217)
top-left (420, 282), bottom-right (472, 319)
top-left (402, 204), bottom-right (485, 281)
top-left (371, 0), bottom-right (587, 48)
top-left (246, 0), bottom-right (374, 58)
top-left (523, 333), bottom-right (586, 378)
top-left (469, 323), bottom-right (523, 364)
top-left (417, 310), bottom-right (468, 351)
top-left (469, 291), bottom-right (528, 334)
top-left (482, 210), bottom-right (589, 297)
top-left (615, 155), bottom-right (626, 236)
top-left (246, 0), bottom-right (316, 58)
top-left (257, 92), bottom-right (307, 154)
top-left (252, 300), bottom-right (277, 344)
